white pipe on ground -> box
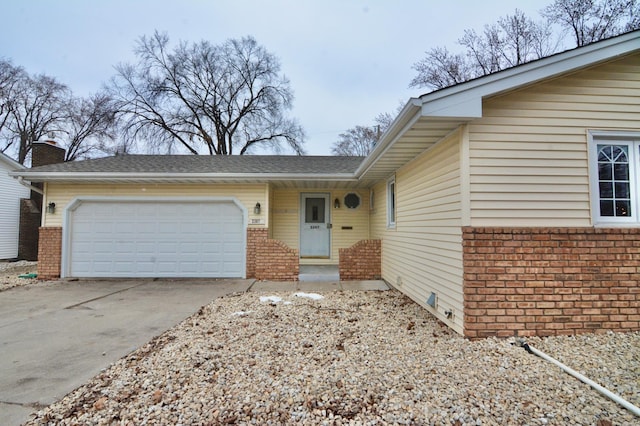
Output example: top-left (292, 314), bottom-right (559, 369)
top-left (519, 341), bottom-right (640, 417)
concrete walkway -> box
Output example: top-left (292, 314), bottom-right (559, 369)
top-left (250, 279), bottom-right (389, 292)
top-left (0, 278), bottom-right (387, 425)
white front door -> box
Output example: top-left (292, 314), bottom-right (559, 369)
top-left (300, 193), bottom-right (331, 257)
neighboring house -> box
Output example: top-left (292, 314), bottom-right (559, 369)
top-left (11, 30), bottom-right (640, 338)
top-left (0, 152), bottom-right (29, 259)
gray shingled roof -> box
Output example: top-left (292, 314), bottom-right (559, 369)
top-left (19, 155), bottom-right (365, 175)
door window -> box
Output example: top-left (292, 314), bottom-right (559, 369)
top-left (305, 198), bottom-right (325, 223)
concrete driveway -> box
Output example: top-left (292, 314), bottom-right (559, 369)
top-left (0, 278), bottom-right (253, 425)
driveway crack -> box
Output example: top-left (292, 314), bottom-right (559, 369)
top-left (64, 282), bottom-right (148, 310)
top-left (0, 399), bottom-right (47, 409)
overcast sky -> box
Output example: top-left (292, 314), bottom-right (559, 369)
top-left (2, 1), bottom-right (547, 155)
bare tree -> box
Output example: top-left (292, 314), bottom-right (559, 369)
top-left (410, 47), bottom-right (473, 90)
top-left (496, 10), bottom-right (558, 66)
top-left (412, 9), bottom-right (559, 91)
top-left (0, 60), bottom-right (25, 140)
top-left (109, 32), bottom-right (305, 156)
top-left (626, 1), bottom-right (640, 30)
top-left (3, 73), bottom-right (69, 164)
top-left (373, 112), bottom-right (395, 133)
top-left (63, 92), bottom-right (117, 161)
top-left (331, 126), bottom-right (378, 156)
top-left (331, 112), bottom-right (397, 156)
top-left (543, 0), bottom-right (639, 46)
top-left (411, 11), bottom-right (553, 91)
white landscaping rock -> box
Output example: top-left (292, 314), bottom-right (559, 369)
top-left (24, 290), bottom-right (640, 425)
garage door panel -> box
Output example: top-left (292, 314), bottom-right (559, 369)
top-left (69, 201), bottom-right (245, 278)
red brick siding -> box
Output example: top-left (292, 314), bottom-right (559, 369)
top-left (246, 228), bottom-right (268, 279)
top-left (37, 227), bottom-right (62, 280)
top-left (339, 239), bottom-right (381, 280)
top-left (255, 239), bottom-right (299, 281)
top-left (463, 227), bottom-right (640, 339)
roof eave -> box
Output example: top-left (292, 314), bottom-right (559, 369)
top-left (419, 30), bottom-right (640, 118)
top-left (354, 30), bottom-right (640, 182)
top-left (353, 98), bottom-right (423, 177)
top-left (0, 153), bottom-right (25, 170)
top-left (9, 171), bottom-right (359, 183)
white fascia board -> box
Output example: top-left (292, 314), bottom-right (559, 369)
top-left (420, 31), bottom-right (640, 117)
top-left (353, 31), bottom-right (639, 181)
top-left (0, 152), bottom-right (25, 170)
top-left (8, 171), bottom-right (358, 182)
top-left (353, 99), bottom-right (423, 177)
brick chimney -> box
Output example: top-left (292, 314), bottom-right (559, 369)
top-left (31, 139), bottom-right (66, 167)
top-left (18, 139), bottom-right (66, 260)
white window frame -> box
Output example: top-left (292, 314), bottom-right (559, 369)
top-left (588, 131), bottom-right (640, 225)
top-left (387, 176), bottom-right (396, 228)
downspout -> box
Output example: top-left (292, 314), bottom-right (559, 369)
top-left (16, 176), bottom-right (43, 195)
top-left (516, 339), bottom-right (640, 417)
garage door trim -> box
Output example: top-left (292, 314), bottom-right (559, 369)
top-left (61, 196), bottom-right (248, 278)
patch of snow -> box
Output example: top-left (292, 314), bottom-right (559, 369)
top-left (231, 311), bottom-right (252, 317)
top-left (259, 295), bottom-right (283, 304)
top-left (284, 301), bottom-right (293, 305)
top-left (294, 292), bottom-right (324, 300)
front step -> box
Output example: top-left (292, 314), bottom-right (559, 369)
top-left (299, 265), bottom-right (339, 282)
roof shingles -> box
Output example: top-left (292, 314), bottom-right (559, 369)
top-left (20, 155), bottom-right (365, 175)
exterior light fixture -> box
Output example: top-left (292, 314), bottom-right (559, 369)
top-left (334, 198), bottom-right (340, 209)
top-left (254, 202), bottom-right (261, 214)
top-left (47, 202), bottom-right (56, 214)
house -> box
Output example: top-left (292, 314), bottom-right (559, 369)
top-left (0, 152), bottom-right (29, 259)
top-left (11, 30), bottom-right (640, 338)
top-left (1, 140), bottom-right (67, 261)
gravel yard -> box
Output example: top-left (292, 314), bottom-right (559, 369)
top-left (0, 261), bottom-right (38, 292)
top-left (25, 289), bottom-right (639, 425)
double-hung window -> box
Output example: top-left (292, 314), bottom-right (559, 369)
top-left (589, 132), bottom-right (640, 224)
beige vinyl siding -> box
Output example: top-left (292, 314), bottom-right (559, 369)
top-left (271, 189), bottom-right (370, 264)
top-left (331, 190), bottom-right (370, 263)
top-left (469, 53), bottom-right (640, 227)
top-left (271, 190), bottom-right (299, 250)
top-left (43, 183), bottom-right (268, 227)
top-left (369, 181), bottom-right (387, 239)
top-left (371, 131), bottom-right (464, 334)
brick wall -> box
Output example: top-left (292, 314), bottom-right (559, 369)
top-left (18, 199), bottom-right (40, 260)
top-left (255, 239), bottom-right (299, 281)
top-left (31, 141), bottom-right (66, 167)
top-left (463, 227), bottom-right (640, 338)
top-left (339, 239), bottom-right (381, 280)
top-left (247, 228), bottom-right (268, 278)
top-left (37, 227), bottom-right (62, 280)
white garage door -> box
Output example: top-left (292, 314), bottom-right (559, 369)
top-left (68, 200), bottom-right (245, 278)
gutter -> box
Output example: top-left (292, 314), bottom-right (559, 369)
top-left (8, 171), bottom-right (360, 183)
top-left (517, 339), bottom-right (640, 417)
top-left (16, 176), bottom-right (43, 195)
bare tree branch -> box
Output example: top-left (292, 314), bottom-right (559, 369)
top-left (410, 2), bottom-right (636, 92)
top-left (3, 73), bottom-right (69, 164)
top-left (63, 92), bottom-right (117, 161)
top-left (542, 0), bottom-right (637, 46)
top-left (108, 32), bottom-right (305, 156)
